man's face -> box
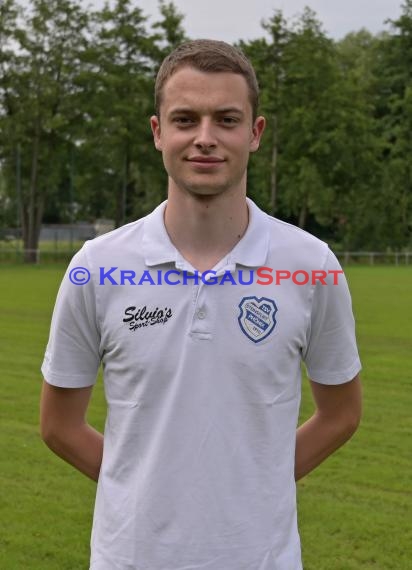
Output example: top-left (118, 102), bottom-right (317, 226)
top-left (150, 67), bottom-right (265, 198)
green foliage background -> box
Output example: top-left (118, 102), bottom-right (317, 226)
top-left (1, 0), bottom-right (412, 256)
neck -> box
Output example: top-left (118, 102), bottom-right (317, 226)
top-left (164, 181), bottom-right (249, 272)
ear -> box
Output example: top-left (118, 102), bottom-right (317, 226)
top-left (150, 115), bottom-right (162, 151)
top-left (249, 116), bottom-right (266, 153)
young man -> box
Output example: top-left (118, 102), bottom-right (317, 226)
top-left (40, 40), bottom-right (362, 570)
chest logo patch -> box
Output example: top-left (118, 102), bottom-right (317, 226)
top-left (123, 305), bottom-right (173, 331)
top-left (238, 296), bottom-right (278, 343)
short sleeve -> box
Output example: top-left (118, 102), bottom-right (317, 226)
top-left (41, 244), bottom-right (101, 388)
top-left (302, 249), bottom-right (361, 385)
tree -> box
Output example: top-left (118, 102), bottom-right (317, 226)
top-left (151, 0), bottom-right (187, 66)
top-left (0, 1), bottom-right (21, 232)
top-left (76, 0), bottom-right (154, 227)
top-left (0, 0), bottom-right (89, 262)
top-left (332, 30), bottom-right (385, 249)
top-left (374, 1), bottom-right (412, 248)
top-left (239, 11), bottom-right (289, 215)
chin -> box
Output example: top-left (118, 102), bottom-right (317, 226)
top-left (176, 180), bottom-right (230, 197)
top-left (189, 188), bottom-right (230, 200)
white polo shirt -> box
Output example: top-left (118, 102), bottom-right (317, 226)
top-left (42, 198), bottom-right (361, 570)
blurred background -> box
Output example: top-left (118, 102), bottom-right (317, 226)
top-left (0, 0), bottom-right (411, 263)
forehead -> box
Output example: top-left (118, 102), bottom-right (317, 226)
top-left (161, 67), bottom-right (251, 115)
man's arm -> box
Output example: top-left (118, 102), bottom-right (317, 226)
top-left (295, 374), bottom-right (362, 481)
top-left (40, 380), bottom-right (103, 482)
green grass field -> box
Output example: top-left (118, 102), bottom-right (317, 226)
top-left (0, 265), bottom-right (411, 569)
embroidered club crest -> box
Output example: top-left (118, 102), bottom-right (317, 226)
top-left (238, 296), bottom-right (278, 343)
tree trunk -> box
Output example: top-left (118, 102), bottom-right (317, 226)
top-left (298, 201), bottom-right (308, 229)
top-left (115, 177), bottom-right (123, 229)
top-left (115, 149), bottom-right (131, 228)
top-left (22, 125), bottom-right (41, 263)
top-left (270, 114), bottom-right (278, 216)
top-left (22, 200), bottom-right (44, 262)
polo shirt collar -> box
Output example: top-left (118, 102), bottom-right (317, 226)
top-left (142, 201), bottom-right (177, 266)
top-left (228, 198), bottom-right (270, 267)
top-left (142, 197), bottom-right (270, 268)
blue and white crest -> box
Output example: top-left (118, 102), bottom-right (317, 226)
top-left (238, 296), bottom-right (278, 343)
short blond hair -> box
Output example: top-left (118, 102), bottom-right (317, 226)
top-left (155, 39), bottom-right (260, 120)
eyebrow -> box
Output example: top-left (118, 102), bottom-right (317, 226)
top-left (216, 107), bottom-right (245, 116)
top-left (168, 107), bottom-right (245, 117)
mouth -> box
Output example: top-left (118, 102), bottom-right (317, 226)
top-left (187, 157), bottom-right (225, 163)
top-left (186, 156), bottom-right (225, 169)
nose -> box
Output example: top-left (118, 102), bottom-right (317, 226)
top-left (193, 118), bottom-right (217, 150)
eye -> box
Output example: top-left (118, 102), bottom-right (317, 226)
top-left (173, 117), bottom-right (195, 126)
top-left (219, 116), bottom-right (239, 126)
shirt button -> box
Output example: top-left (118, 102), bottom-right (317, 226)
top-left (197, 310), bottom-right (206, 319)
